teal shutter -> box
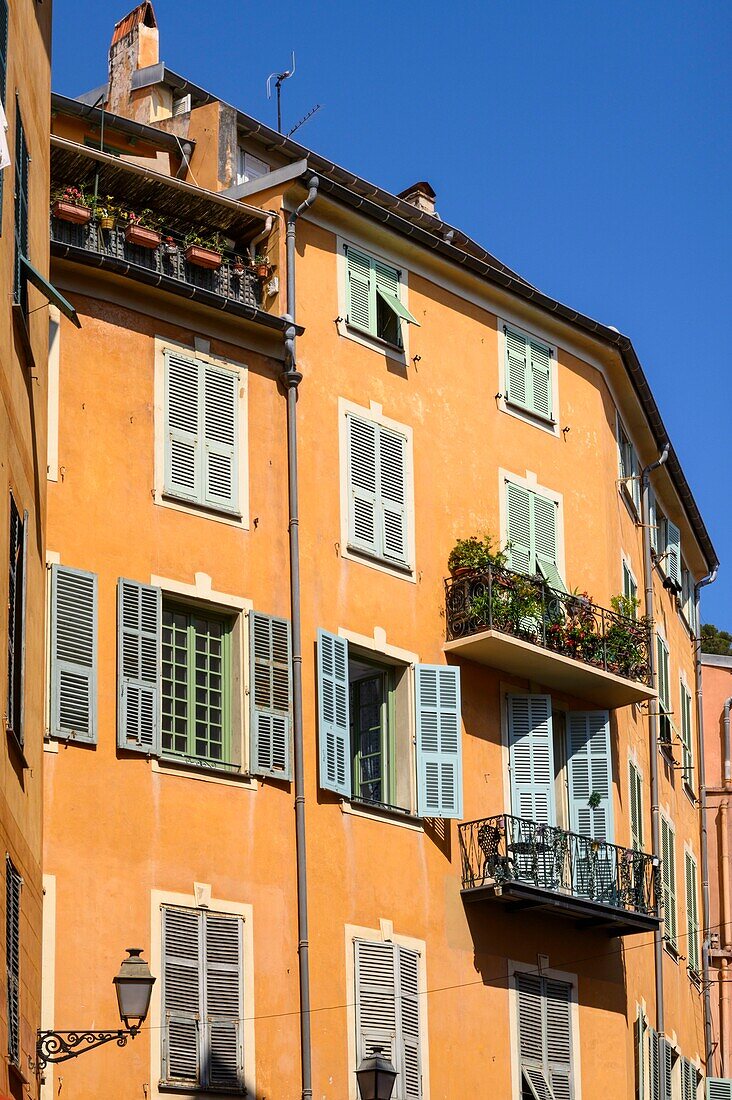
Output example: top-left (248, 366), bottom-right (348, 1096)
top-left (249, 611), bottom-right (292, 780)
top-left (529, 338), bottom-right (552, 419)
top-left (566, 711), bottom-right (614, 842)
top-left (507, 694), bottom-right (555, 825)
top-left (50, 565), bottom-right (97, 743)
top-left (165, 352), bottom-right (201, 502)
top-left (506, 482), bottom-right (532, 574)
top-left (636, 1012), bottom-right (646, 1100)
top-left (504, 327), bottom-right (552, 419)
top-left (629, 760), bottom-right (643, 850)
top-left (661, 1039), bottom-right (674, 1100)
top-left (117, 579), bottom-right (161, 754)
top-left (665, 520), bottom-right (681, 586)
top-left (346, 246), bottom-right (374, 333)
top-left (162, 906), bottom-right (201, 1086)
top-left (707, 1080), bottom-right (732, 1100)
top-left (204, 913), bottom-right (244, 1090)
top-left (681, 1060), bottom-right (699, 1100)
top-left (203, 365), bottom-right (238, 512)
top-left (680, 682), bottom-right (694, 787)
top-left (379, 427), bottom-right (408, 564)
top-left (685, 851), bottom-right (700, 974)
top-left (661, 817), bottom-right (678, 948)
top-left (415, 665), bottom-right (462, 819)
top-left (348, 415), bottom-right (379, 556)
top-left (5, 856), bottom-right (20, 1066)
top-left (505, 327), bottom-right (528, 409)
top-left (317, 630), bottom-right (350, 796)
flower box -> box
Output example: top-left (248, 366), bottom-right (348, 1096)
top-left (184, 245), bottom-right (223, 270)
top-left (124, 224), bottom-right (162, 249)
top-left (53, 200), bottom-right (91, 225)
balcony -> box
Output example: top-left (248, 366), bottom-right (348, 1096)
top-left (444, 565), bottom-right (655, 707)
top-left (459, 813), bottom-right (660, 935)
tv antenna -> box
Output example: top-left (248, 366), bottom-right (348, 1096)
top-left (267, 52), bottom-right (296, 134)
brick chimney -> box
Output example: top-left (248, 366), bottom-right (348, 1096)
top-left (397, 181), bottom-right (438, 217)
top-left (107, 2), bottom-right (160, 119)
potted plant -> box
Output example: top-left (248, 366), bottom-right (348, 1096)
top-left (52, 185), bottom-right (91, 225)
top-left (96, 195), bottom-right (119, 231)
top-left (163, 235), bottom-right (179, 256)
top-left (183, 229), bottom-right (224, 270)
top-left (447, 535), bottom-right (507, 577)
top-left (124, 209), bottom-right (163, 249)
top-left (232, 254), bottom-right (246, 276)
top-left (253, 252), bottom-right (271, 278)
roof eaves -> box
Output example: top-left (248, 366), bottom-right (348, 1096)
top-left (51, 92), bottom-right (192, 155)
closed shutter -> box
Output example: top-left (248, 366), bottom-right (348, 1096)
top-left (348, 415), bottom-right (379, 556)
top-left (165, 352), bottom-right (201, 502)
top-left (665, 521), bottom-right (681, 587)
top-left (162, 907), bottom-right (201, 1085)
top-left (545, 979), bottom-right (572, 1100)
top-left (529, 338), bottom-right (553, 420)
top-left (354, 940), bottom-right (422, 1100)
top-left (203, 365), bottom-right (238, 512)
top-left (685, 851), bottom-right (700, 973)
top-left (507, 694), bottom-right (555, 825)
top-left (629, 760), bottom-right (643, 850)
top-left (648, 1028), bottom-right (661, 1100)
top-left (398, 946), bottom-right (422, 1100)
top-left (204, 913), bottom-right (244, 1090)
top-left (516, 972), bottom-right (572, 1100)
top-left (680, 683), bottom-right (694, 787)
top-left (415, 665), bottom-right (462, 819)
top-left (249, 611), bottom-right (292, 779)
top-left (661, 1039), bottom-right (674, 1100)
top-left (707, 1080), bottom-right (732, 1100)
top-left (506, 481), bottom-right (562, 586)
top-left (661, 818), bottom-right (678, 948)
top-left (505, 327), bottom-right (529, 409)
top-left (379, 427), bottom-right (408, 564)
top-left (534, 493), bottom-right (564, 592)
top-left (566, 712), bottom-right (613, 842)
top-left (346, 246), bottom-right (374, 333)
top-left (506, 482), bottom-right (532, 574)
top-left (317, 630), bottom-right (350, 797)
top-left (5, 856), bottom-right (20, 1066)
top-left (117, 579), bottom-right (161, 754)
top-left (680, 1060), bottom-right (699, 1100)
top-left (50, 564), bottom-right (97, 743)
top-left (504, 327), bottom-right (553, 419)
top-left (17, 509), bottom-right (27, 744)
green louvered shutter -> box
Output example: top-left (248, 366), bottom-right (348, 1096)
top-left (346, 246), bottom-right (374, 333)
top-left (379, 426), bottom-right (408, 564)
top-left (680, 682), bottom-right (694, 788)
top-left (506, 482), bottom-right (532, 574)
top-left (203, 364), bottom-right (238, 512)
top-left (204, 912), bottom-right (244, 1090)
top-left (317, 630), bottom-right (350, 797)
top-left (529, 338), bottom-right (553, 420)
top-left (665, 520), bottom-right (681, 587)
top-left (507, 694), bottom-right (555, 826)
top-left (117, 579), bottom-right (161, 754)
top-left (661, 817), bottom-right (678, 949)
top-left (681, 1060), bottom-right (699, 1100)
top-left (249, 611), bottom-right (292, 779)
top-left (165, 352), bottom-right (201, 502)
top-left (398, 946), bottom-right (422, 1100)
top-left (50, 565), bottom-right (97, 743)
top-left (505, 327), bottom-right (529, 409)
top-left (354, 940), bottom-right (399, 1076)
top-left (162, 906), bottom-right (201, 1086)
top-left (629, 760), bottom-right (643, 850)
top-left (534, 492), bottom-right (565, 592)
top-left (685, 851), bottom-right (700, 974)
top-left (566, 712), bottom-right (613, 842)
top-left (707, 1080), bottom-right (732, 1100)
top-left (415, 665), bottom-right (462, 819)
top-left (348, 415), bottom-right (379, 557)
top-left (5, 855), bottom-right (20, 1066)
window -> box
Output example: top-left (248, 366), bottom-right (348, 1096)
top-left (505, 480), bottom-right (565, 590)
top-left (172, 93), bottom-right (191, 117)
top-left (161, 905), bottom-right (244, 1092)
top-left (515, 971), bottom-right (573, 1100)
top-left (660, 815), bottom-right (677, 951)
top-left (651, 496), bottom-right (681, 590)
top-left (5, 855), bottom-right (20, 1066)
top-left (49, 565), bottom-right (98, 743)
top-left (680, 681), bottom-right (694, 792)
top-left (249, 610), bottom-right (292, 780)
top-left (164, 350), bottom-right (239, 515)
top-left (317, 630), bottom-right (463, 819)
top-left (346, 412), bottom-right (410, 568)
top-left (617, 417), bottom-right (641, 512)
top-left (0, 0), bottom-right (8, 224)
top-left (685, 850), bottom-right (700, 976)
top-left (236, 149), bottom-right (269, 185)
top-left (629, 759), bottom-right (644, 850)
top-left (706, 1079), bottom-right (732, 1099)
top-left (656, 634), bottom-right (671, 748)
top-left (681, 566), bottom-right (697, 634)
top-left (622, 559), bottom-right (638, 615)
top-left (344, 244), bottom-right (419, 347)
top-left (13, 104), bottom-right (28, 311)
top-left (7, 497), bottom-right (26, 746)
top-left (354, 939), bottom-right (421, 1100)
top-left (504, 325), bottom-right (554, 422)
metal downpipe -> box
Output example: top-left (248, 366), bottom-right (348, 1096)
top-left (641, 443), bottom-right (669, 1037)
top-left (283, 174), bottom-right (319, 1100)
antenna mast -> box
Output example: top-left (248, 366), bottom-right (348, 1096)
top-left (266, 52), bottom-right (296, 134)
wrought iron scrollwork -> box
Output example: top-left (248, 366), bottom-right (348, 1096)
top-left (36, 1028), bottom-right (133, 1068)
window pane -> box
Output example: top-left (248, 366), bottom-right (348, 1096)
top-left (161, 605), bottom-right (230, 765)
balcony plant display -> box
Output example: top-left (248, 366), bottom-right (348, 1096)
top-left (447, 535), bottom-right (508, 578)
top-left (603, 595), bottom-right (650, 680)
top-left (163, 235), bottom-right (179, 256)
top-left (95, 196), bottom-right (120, 231)
top-left (183, 229), bottom-right (224, 270)
top-left (468, 571), bottom-right (545, 639)
top-left (253, 252), bottom-right (271, 278)
top-left (51, 185), bottom-right (91, 225)
top-left (123, 209), bottom-right (163, 249)
top-left (232, 254), bottom-right (246, 276)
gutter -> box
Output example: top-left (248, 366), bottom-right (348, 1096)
top-left (51, 91), bottom-right (190, 154)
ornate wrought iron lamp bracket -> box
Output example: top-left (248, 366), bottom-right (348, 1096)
top-left (36, 1026), bottom-right (138, 1068)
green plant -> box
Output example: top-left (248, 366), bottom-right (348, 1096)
top-left (51, 184), bottom-right (88, 207)
top-left (184, 228), bottom-right (224, 252)
top-left (588, 791), bottom-right (602, 809)
top-left (253, 251), bottom-right (269, 265)
top-left (94, 194), bottom-right (121, 219)
top-left (448, 535), bottom-right (508, 574)
top-left (123, 208), bottom-right (164, 232)
top-left (610, 593), bottom-right (639, 620)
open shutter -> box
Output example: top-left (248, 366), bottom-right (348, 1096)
top-left (375, 260), bottom-right (419, 327)
top-left (505, 327), bottom-right (529, 409)
top-left (203, 365), bottom-right (238, 512)
top-left (533, 494), bottom-right (564, 591)
top-left (117, 579), bottom-right (161, 754)
top-left (5, 858), bottom-right (20, 1066)
top-left (204, 912), bottom-right (244, 1090)
top-left (529, 338), bottom-right (552, 420)
top-left (354, 940), bottom-right (398, 1074)
top-left (665, 521), bottom-right (681, 587)
top-left (566, 712), bottom-right (613, 842)
top-left (516, 972), bottom-right (553, 1099)
top-left (162, 907), bottom-right (201, 1086)
top-left (506, 481), bottom-right (532, 574)
top-left (398, 946), bottom-right (421, 1099)
top-left (17, 510), bottom-right (27, 746)
top-left (545, 979), bottom-right (572, 1100)
top-left (348, 415), bottom-right (379, 557)
top-left (165, 352), bottom-right (201, 502)
top-left (317, 630), bottom-right (350, 797)
top-left (685, 851), bottom-right (700, 973)
top-left (379, 426), bottom-right (408, 564)
top-left (507, 694), bottom-right (555, 825)
top-left (50, 565), bottom-right (97, 743)
top-left (415, 665), bottom-right (462, 819)
top-left (249, 611), bottom-right (292, 779)
top-left (649, 491), bottom-right (658, 554)
top-left (648, 1028), bottom-right (661, 1100)
top-left (661, 818), bottom-right (678, 948)
top-left (629, 760), bottom-right (643, 850)
top-left (346, 246), bottom-right (374, 333)
top-left (661, 1039), bottom-right (674, 1100)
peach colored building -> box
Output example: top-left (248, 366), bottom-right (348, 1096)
top-left (41, 5), bottom-right (723, 1099)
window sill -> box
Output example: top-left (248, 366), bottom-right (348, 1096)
top-left (345, 543), bottom-right (414, 577)
top-left (154, 490), bottom-right (247, 530)
top-left (159, 1082), bottom-right (245, 1096)
top-left (345, 322), bottom-right (403, 354)
top-left (340, 798), bottom-right (423, 831)
top-left (664, 939), bottom-right (681, 963)
top-left (504, 396), bottom-right (555, 428)
top-left (153, 755), bottom-right (257, 791)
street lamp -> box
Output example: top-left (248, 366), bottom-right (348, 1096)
top-left (36, 948), bottom-right (155, 1069)
top-left (355, 1045), bottom-right (398, 1100)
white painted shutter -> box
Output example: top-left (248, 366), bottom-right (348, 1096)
top-left (507, 694), bottom-right (555, 825)
top-left (346, 246), bottom-right (373, 332)
top-left (204, 913), bottom-right (244, 1090)
top-left (505, 326), bottom-right (528, 408)
top-left (354, 940), bottom-right (398, 1074)
top-left (506, 482), bottom-right (532, 574)
top-left (398, 946), bottom-right (422, 1100)
top-left (379, 426), bottom-right (408, 564)
top-left (545, 979), bottom-right (572, 1100)
top-left (348, 415), bottom-right (379, 556)
top-left (117, 578), bottom-right (161, 754)
top-left (162, 907), bottom-right (201, 1085)
top-left (50, 565), bottom-right (97, 743)
top-left (566, 712), bottom-right (613, 842)
top-left (165, 352), bottom-right (201, 502)
top-left (415, 665), bottom-right (462, 819)
top-left (317, 630), bottom-right (350, 796)
top-left (249, 611), bottom-right (292, 779)
top-left (203, 365), bottom-right (238, 512)
top-left (516, 972), bottom-right (554, 1100)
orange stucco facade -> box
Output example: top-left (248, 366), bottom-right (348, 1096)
top-left (40, 6), bottom-right (719, 1099)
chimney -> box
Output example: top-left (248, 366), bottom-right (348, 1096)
top-left (397, 181), bottom-right (438, 218)
top-left (107, 2), bottom-right (159, 117)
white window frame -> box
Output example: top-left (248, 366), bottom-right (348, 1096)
top-left (336, 234), bottom-right (413, 362)
top-left (149, 888), bottom-right (255, 1100)
top-left (497, 319), bottom-right (559, 436)
top-left (153, 336), bottom-right (249, 529)
top-left (236, 149), bottom-right (270, 186)
top-left (344, 920), bottom-right (430, 1100)
top-left (616, 413), bottom-right (641, 516)
top-left (498, 467), bottom-right (567, 583)
top-left (508, 959), bottom-right (581, 1100)
top-left (338, 398), bottom-right (416, 582)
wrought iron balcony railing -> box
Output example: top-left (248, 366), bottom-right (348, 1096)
top-left (50, 216), bottom-right (260, 309)
top-left (445, 564), bottom-right (652, 688)
top-left (459, 813), bottom-right (660, 928)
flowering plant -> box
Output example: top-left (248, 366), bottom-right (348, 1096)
top-left (52, 184), bottom-right (88, 207)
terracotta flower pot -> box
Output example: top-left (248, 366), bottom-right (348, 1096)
top-left (184, 245), bottom-right (223, 270)
top-left (99, 215), bottom-right (116, 230)
top-left (53, 200), bottom-right (91, 225)
top-left (232, 264), bottom-right (245, 276)
top-left (124, 224), bottom-right (161, 249)
top-left (255, 263), bottom-right (270, 278)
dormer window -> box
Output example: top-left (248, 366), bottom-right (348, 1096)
top-left (236, 149), bottom-right (269, 185)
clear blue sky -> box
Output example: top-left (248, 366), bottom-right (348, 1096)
top-left (52, 0), bottom-right (731, 624)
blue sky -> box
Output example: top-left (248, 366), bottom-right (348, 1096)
top-left (53, 0), bottom-right (732, 623)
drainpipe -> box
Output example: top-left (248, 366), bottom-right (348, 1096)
top-left (724, 698), bottom-right (732, 788)
top-left (282, 174), bottom-right (319, 1100)
top-left (248, 214), bottom-right (274, 262)
top-left (641, 442), bottom-right (669, 1037)
top-left (722, 800), bottom-right (731, 1076)
top-left (695, 566), bottom-right (718, 1070)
